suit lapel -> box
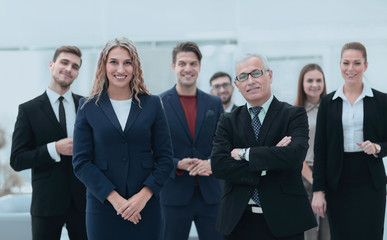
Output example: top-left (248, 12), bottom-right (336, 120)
top-left (168, 87), bottom-right (192, 140)
top-left (240, 104), bottom-right (258, 145)
top-left (71, 93), bottom-right (81, 113)
top-left (124, 95), bottom-right (142, 134)
top-left (194, 89), bottom-right (206, 144)
top-left (40, 92), bottom-right (65, 135)
top-left (99, 90), bottom-right (125, 136)
top-left (363, 93), bottom-right (375, 140)
top-left (257, 97), bottom-right (281, 146)
top-left (332, 97), bottom-right (344, 146)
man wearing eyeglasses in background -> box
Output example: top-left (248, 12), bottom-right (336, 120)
top-left (209, 72), bottom-right (238, 112)
top-left (211, 54), bottom-right (317, 239)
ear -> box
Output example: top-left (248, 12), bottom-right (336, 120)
top-left (364, 61), bottom-right (368, 72)
top-left (171, 63), bottom-right (175, 71)
top-left (234, 80), bottom-right (240, 91)
top-left (49, 61), bottom-right (54, 70)
top-left (268, 70), bottom-right (273, 84)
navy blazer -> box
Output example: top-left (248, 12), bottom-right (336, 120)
top-left (313, 89), bottom-right (387, 192)
top-left (72, 91), bottom-right (173, 206)
top-left (211, 97), bottom-right (317, 237)
top-left (159, 86), bottom-right (223, 206)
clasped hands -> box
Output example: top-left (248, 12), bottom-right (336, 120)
top-left (178, 158), bottom-right (212, 176)
top-left (108, 187), bottom-right (153, 225)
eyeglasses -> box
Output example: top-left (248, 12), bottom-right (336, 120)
top-left (212, 82), bottom-right (232, 90)
top-left (235, 69), bottom-right (269, 82)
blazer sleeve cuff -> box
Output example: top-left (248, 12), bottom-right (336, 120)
top-left (169, 157), bottom-right (181, 179)
top-left (143, 178), bottom-right (162, 197)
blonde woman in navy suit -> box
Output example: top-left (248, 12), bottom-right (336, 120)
top-left (312, 42), bottom-right (387, 240)
top-left (73, 37), bottom-right (174, 239)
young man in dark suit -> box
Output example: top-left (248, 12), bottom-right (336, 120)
top-left (160, 42), bottom-right (223, 240)
top-left (10, 46), bottom-right (87, 240)
top-left (211, 54), bottom-right (317, 240)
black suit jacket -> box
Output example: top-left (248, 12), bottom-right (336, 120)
top-left (313, 89), bottom-right (387, 192)
top-left (11, 91), bottom-right (86, 217)
top-left (211, 97), bottom-right (317, 237)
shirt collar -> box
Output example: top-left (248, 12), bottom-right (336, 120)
top-left (247, 95), bottom-right (273, 115)
top-left (332, 81), bottom-right (373, 101)
top-left (224, 102), bottom-right (234, 113)
top-left (46, 87), bottom-right (72, 104)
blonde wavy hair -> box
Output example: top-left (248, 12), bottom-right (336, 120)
top-left (84, 37), bottom-right (149, 107)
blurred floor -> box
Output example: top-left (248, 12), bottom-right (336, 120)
top-left (61, 224), bottom-right (200, 240)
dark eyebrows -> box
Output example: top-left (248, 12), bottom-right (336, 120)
top-left (108, 57), bottom-right (132, 61)
top-left (60, 58), bottom-right (80, 70)
top-left (342, 58), bottom-right (362, 62)
top-left (72, 63), bottom-right (80, 70)
top-left (178, 60), bottom-right (198, 65)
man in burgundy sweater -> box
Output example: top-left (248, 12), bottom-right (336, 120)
top-left (160, 41), bottom-right (224, 240)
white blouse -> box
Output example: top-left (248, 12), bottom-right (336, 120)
top-left (304, 101), bottom-right (319, 166)
top-left (110, 98), bottom-right (132, 131)
top-left (332, 82), bottom-right (374, 152)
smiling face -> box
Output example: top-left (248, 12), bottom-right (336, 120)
top-left (210, 76), bottom-right (234, 105)
top-left (234, 56), bottom-right (272, 107)
top-left (106, 47), bottom-right (134, 93)
top-left (172, 51), bottom-right (201, 89)
top-left (303, 70), bottom-right (325, 103)
top-left (49, 52), bottom-right (81, 93)
top-left (340, 49), bottom-right (368, 85)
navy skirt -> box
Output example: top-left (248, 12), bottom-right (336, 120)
top-left (326, 152), bottom-right (386, 240)
top-left (86, 192), bottom-right (162, 240)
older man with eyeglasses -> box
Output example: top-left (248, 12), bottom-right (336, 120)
top-left (211, 54), bottom-right (317, 240)
top-left (209, 72), bottom-right (238, 112)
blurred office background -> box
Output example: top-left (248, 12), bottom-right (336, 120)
top-left (0, 0), bottom-right (387, 238)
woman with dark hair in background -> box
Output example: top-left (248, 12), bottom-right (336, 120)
top-left (312, 42), bottom-right (387, 239)
top-left (295, 63), bottom-right (330, 240)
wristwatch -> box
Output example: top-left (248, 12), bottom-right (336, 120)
top-left (238, 148), bottom-right (246, 160)
top-left (374, 143), bottom-right (381, 154)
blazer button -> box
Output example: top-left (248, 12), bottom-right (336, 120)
top-left (122, 138), bottom-right (126, 144)
top-left (122, 157), bottom-right (127, 162)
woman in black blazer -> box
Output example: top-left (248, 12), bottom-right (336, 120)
top-left (72, 37), bottom-right (173, 239)
top-left (312, 42), bottom-right (387, 240)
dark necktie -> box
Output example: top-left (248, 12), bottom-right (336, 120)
top-left (251, 107), bottom-right (262, 206)
top-left (58, 96), bottom-right (67, 137)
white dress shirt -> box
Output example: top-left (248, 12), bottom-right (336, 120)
top-left (46, 88), bottom-right (77, 162)
top-left (332, 82), bottom-right (374, 152)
